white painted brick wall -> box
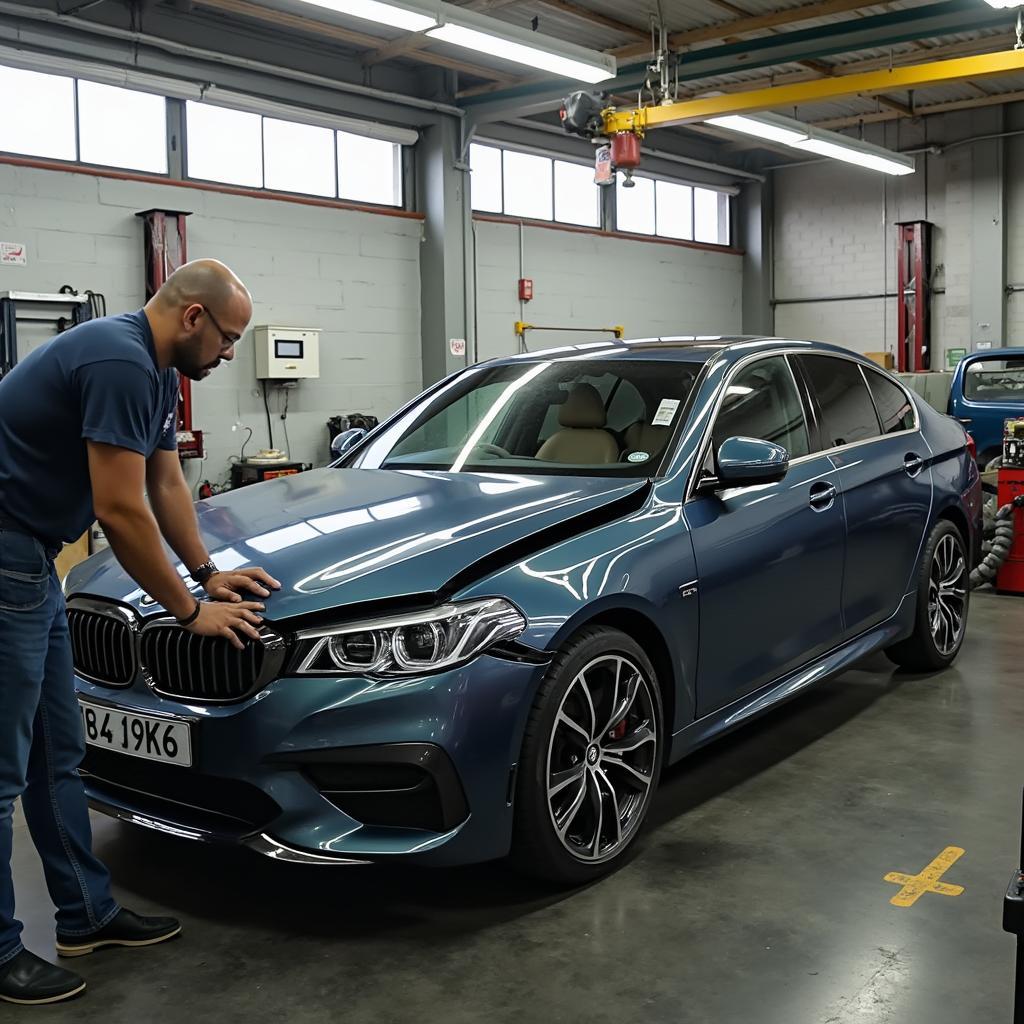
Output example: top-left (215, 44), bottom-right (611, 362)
top-left (474, 221), bottom-right (743, 361)
top-left (1009, 135), bottom-right (1024, 346)
top-left (0, 164), bottom-right (423, 479)
top-left (773, 129), bottom-right (1022, 364)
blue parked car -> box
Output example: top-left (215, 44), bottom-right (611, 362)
top-left (66, 337), bottom-right (981, 883)
top-left (948, 348), bottom-right (1024, 466)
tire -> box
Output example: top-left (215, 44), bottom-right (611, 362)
top-left (886, 520), bottom-right (970, 672)
top-left (509, 627), bottom-right (664, 885)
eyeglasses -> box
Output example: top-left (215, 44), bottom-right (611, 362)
top-left (202, 307), bottom-right (241, 349)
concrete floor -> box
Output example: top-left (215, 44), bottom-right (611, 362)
top-left (11, 591), bottom-right (1023, 1023)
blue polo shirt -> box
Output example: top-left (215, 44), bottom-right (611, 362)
top-left (0, 310), bottom-right (179, 548)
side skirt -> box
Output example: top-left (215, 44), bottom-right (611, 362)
top-left (669, 592), bottom-right (916, 764)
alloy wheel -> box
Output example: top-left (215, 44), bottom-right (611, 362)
top-left (546, 655), bottom-right (658, 863)
top-left (928, 533), bottom-right (967, 656)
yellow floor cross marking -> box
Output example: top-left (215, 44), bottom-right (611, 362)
top-left (884, 846), bottom-right (965, 907)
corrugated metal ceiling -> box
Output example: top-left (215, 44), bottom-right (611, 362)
top-left (215, 0), bottom-right (1024, 132)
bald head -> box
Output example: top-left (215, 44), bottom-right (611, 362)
top-left (156, 259), bottom-right (251, 316)
top-left (144, 259), bottom-right (253, 381)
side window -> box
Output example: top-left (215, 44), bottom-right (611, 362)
top-left (865, 370), bottom-right (916, 434)
top-left (799, 355), bottom-right (881, 449)
top-left (712, 356), bottom-right (810, 459)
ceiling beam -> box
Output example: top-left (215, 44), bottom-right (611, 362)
top-left (459, 0), bottom-right (1013, 121)
top-left (192, 0), bottom-right (518, 81)
top-left (705, 0), bottom-right (756, 18)
top-left (653, 30), bottom-right (1020, 101)
top-left (611, 0), bottom-right (886, 61)
top-left (876, 95), bottom-right (914, 116)
top-left (811, 88), bottom-right (1024, 129)
top-left (602, 49), bottom-right (1024, 131)
top-left (533, 0), bottom-right (650, 42)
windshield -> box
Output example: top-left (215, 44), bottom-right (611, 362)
top-left (964, 357), bottom-right (1024, 402)
top-left (352, 359), bottom-right (700, 476)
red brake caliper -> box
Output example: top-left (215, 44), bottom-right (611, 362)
top-left (609, 719), bottom-right (628, 741)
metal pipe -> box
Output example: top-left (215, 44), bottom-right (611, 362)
top-left (908, 128), bottom-right (1024, 154)
top-left (471, 219), bottom-right (480, 365)
top-left (0, 1), bottom-right (464, 117)
top-left (773, 289), bottom-right (947, 305)
top-left (518, 221), bottom-right (526, 354)
top-left (504, 118), bottom-right (765, 183)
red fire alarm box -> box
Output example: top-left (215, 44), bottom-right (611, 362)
top-left (519, 278), bottom-right (534, 301)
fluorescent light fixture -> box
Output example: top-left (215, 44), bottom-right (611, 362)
top-left (980, 0), bottom-right (1023, 7)
top-left (428, 6), bottom-right (616, 84)
top-left (790, 137), bottom-right (915, 176)
top-left (706, 111), bottom-right (916, 176)
top-left (706, 115), bottom-right (808, 146)
top-left (298, 0), bottom-right (438, 32)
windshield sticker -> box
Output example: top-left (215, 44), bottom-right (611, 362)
top-left (628, 451), bottom-right (650, 464)
top-left (652, 399), bottom-right (681, 427)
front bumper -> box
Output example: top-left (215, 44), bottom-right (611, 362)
top-left (75, 654), bottom-right (546, 866)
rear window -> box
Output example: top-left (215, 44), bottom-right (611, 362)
top-left (963, 358), bottom-right (1024, 402)
top-left (799, 355), bottom-right (881, 450)
top-left (865, 370), bottom-right (916, 434)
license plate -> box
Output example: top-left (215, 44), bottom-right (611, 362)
top-left (79, 701), bottom-right (192, 768)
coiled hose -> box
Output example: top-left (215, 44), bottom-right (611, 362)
top-left (970, 492), bottom-right (1024, 590)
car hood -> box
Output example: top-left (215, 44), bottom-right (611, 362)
top-left (67, 468), bottom-right (649, 621)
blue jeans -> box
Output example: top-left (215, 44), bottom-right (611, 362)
top-left (0, 528), bottom-right (119, 964)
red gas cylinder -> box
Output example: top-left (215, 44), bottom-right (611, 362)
top-left (996, 467), bottom-right (1024, 594)
top-left (611, 132), bottom-right (642, 171)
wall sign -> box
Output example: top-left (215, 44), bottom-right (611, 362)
top-left (0, 242), bottom-right (26, 266)
top-left (450, 338), bottom-right (466, 357)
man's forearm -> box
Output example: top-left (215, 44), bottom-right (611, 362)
top-left (148, 476), bottom-right (209, 573)
top-left (99, 505), bottom-right (197, 620)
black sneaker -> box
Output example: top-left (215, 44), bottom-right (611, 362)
top-left (0, 949), bottom-right (86, 1005)
top-left (56, 908), bottom-right (181, 958)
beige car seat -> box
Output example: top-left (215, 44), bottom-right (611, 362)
top-left (537, 384), bottom-right (620, 464)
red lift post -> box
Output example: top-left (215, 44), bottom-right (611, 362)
top-left (135, 208), bottom-right (203, 459)
top-left (896, 221), bottom-right (933, 373)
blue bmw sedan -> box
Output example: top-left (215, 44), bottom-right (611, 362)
top-left (66, 337), bottom-right (981, 883)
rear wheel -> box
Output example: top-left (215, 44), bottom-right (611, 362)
top-left (509, 628), bottom-right (663, 885)
top-left (886, 520), bottom-right (969, 672)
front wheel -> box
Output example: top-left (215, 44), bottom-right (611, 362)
top-left (886, 520), bottom-right (969, 672)
top-left (509, 627), bottom-right (663, 885)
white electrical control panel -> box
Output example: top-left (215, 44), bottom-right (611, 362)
top-left (254, 326), bottom-right (321, 380)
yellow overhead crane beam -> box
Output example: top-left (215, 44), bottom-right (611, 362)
top-left (602, 49), bottom-right (1024, 135)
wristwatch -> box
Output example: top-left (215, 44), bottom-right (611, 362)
top-left (189, 560), bottom-right (219, 585)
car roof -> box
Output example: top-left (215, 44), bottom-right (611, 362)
top-left (486, 336), bottom-right (869, 367)
top-left (960, 347), bottom-right (1024, 364)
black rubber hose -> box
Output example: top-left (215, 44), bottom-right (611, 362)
top-left (971, 493), bottom-right (1024, 590)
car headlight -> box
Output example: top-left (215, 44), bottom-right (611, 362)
top-left (293, 598), bottom-right (527, 678)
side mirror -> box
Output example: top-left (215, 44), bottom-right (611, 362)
top-left (715, 436), bottom-right (790, 488)
top-left (331, 427), bottom-right (367, 459)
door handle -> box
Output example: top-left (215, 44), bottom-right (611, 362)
top-left (956, 417), bottom-right (972, 425)
top-left (809, 482), bottom-right (837, 512)
top-left (904, 453), bottom-right (925, 478)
